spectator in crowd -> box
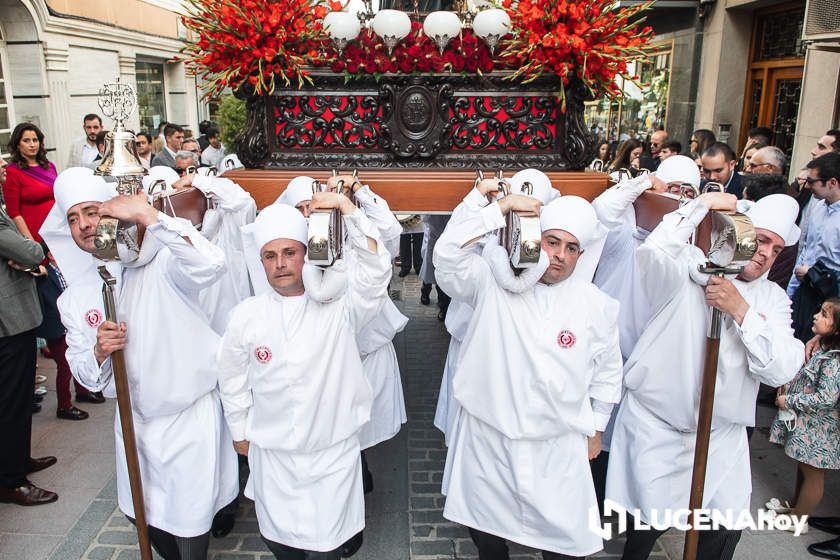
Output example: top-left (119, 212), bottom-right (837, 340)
top-left (182, 138), bottom-right (202, 161)
top-left (740, 126), bottom-right (774, 167)
top-left (135, 131), bottom-right (153, 170)
top-left (0, 203), bottom-right (57, 506)
top-left (690, 128), bottom-right (716, 158)
top-left (2, 123), bottom-right (57, 242)
top-left (658, 140), bottom-right (681, 162)
top-left (608, 138), bottom-right (643, 174)
top-left (701, 142), bottom-right (743, 197)
top-left (67, 114), bottom-right (102, 168)
top-left (639, 129), bottom-right (668, 171)
top-left (811, 129), bottom-right (840, 159)
top-left (767, 297), bottom-right (840, 531)
top-left (788, 153), bottom-right (840, 342)
top-left (747, 145), bottom-right (787, 175)
top-left (742, 172), bottom-right (789, 202)
top-left (151, 123), bottom-right (185, 169)
top-left (201, 126), bottom-right (226, 169)
top-left (740, 142), bottom-right (767, 174)
top-left (174, 150), bottom-right (199, 176)
top-left (196, 120), bottom-right (214, 151)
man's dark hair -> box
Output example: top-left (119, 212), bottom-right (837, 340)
top-left (661, 140), bottom-right (682, 153)
top-left (827, 129), bottom-right (840, 152)
top-left (157, 121), bottom-right (168, 134)
top-left (136, 131), bottom-right (153, 144)
top-left (702, 141), bottom-right (736, 162)
top-left (807, 152), bottom-right (840, 183)
top-left (83, 113), bottom-right (102, 126)
top-left (742, 173), bottom-right (789, 202)
top-left (163, 123), bottom-right (184, 138)
top-left (95, 129), bottom-right (109, 147)
top-left (206, 125), bottom-right (220, 140)
top-left (198, 120), bottom-right (215, 135)
top-left (747, 126), bottom-right (773, 145)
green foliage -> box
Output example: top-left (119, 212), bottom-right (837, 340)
top-left (216, 95), bottom-right (246, 151)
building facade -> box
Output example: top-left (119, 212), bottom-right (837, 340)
top-left (0, 0), bottom-right (206, 169)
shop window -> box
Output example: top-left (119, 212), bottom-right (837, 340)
top-left (136, 60), bottom-right (167, 132)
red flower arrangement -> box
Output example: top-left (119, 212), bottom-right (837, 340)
top-left (180, 0), bottom-right (329, 96)
top-left (498, 0), bottom-right (654, 103)
top-left (316, 22), bottom-right (506, 78)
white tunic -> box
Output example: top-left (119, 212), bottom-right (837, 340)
top-left (193, 174), bottom-right (257, 334)
top-left (352, 186), bottom-right (408, 449)
top-left (57, 214), bottom-right (239, 537)
top-left (216, 210), bottom-right (391, 551)
top-left (606, 200), bottom-right (804, 527)
top-left (434, 202), bottom-right (623, 556)
top-left (433, 187), bottom-right (489, 445)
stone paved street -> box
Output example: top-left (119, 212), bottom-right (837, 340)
top-left (1, 270), bottom-right (838, 560)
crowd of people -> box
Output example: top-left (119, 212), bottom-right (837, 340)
top-left (0, 111), bottom-right (838, 560)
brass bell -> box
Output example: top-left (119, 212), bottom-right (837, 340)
top-left (95, 129), bottom-right (147, 179)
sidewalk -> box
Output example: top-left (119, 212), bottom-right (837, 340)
top-left (1, 271), bottom-right (838, 559)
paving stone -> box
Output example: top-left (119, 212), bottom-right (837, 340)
top-left (86, 546), bottom-right (117, 560)
top-left (98, 531), bottom-right (139, 546)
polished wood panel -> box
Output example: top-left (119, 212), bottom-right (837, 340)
top-left (225, 169), bottom-right (611, 212)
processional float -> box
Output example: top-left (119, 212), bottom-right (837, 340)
top-left (91, 78), bottom-right (217, 560)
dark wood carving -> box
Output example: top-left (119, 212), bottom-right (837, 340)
top-left (236, 71), bottom-right (595, 171)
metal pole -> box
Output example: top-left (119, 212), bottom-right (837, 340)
top-left (98, 266), bottom-right (153, 560)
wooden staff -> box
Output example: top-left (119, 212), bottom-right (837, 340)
top-left (683, 275), bottom-right (724, 560)
top-left (98, 266), bottom-right (153, 560)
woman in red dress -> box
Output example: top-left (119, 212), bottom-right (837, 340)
top-left (3, 123), bottom-right (104, 420)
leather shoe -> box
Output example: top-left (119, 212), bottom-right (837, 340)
top-left (0, 482), bottom-right (58, 506)
top-left (210, 511), bottom-right (236, 538)
top-left (420, 294), bottom-right (430, 305)
top-left (27, 456), bottom-right (57, 474)
top-left (32, 403), bottom-right (42, 414)
top-left (33, 393), bottom-right (44, 403)
top-left (809, 537), bottom-right (840, 559)
top-left (57, 406), bottom-right (89, 420)
top-left (76, 392), bottom-right (106, 404)
top-left (341, 531), bottom-right (363, 558)
top-left (811, 517), bottom-right (840, 536)
top-left (398, 269), bottom-right (410, 278)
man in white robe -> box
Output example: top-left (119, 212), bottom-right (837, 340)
top-left (216, 196), bottom-right (391, 559)
top-left (276, 175), bottom-right (408, 496)
top-left (434, 194), bottom-right (623, 559)
top-left (606, 192), bottom-right (805, 559)
top-left (40, 167), bottom-right (239, 560)
top-left (433, 169), bottom-right (561, 447)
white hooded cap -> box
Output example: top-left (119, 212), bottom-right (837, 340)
top-left (744, 193), bottom-right (801, 247)
top-left (220, 154), bottom-right (243, 174)
top-left (654, 155), bottom-right (701, 188)
top-left (40, 167), bottom-right (117, 286)
top-left (509, 169), bottom-right (561, 205)
top-left (276, 176), bottom-right (315, 208)
top-left (141, 166), bottom-right (179, 194)
top-left (241, 204), bottom-right (310, 295)
top-left (539, 196), bottom-right (608, 282)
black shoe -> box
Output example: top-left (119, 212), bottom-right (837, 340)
top-left (33, 393), bottom-right (44, 403)
top-left (420, 294), bottom-right (431, 305)
top-left (27, 456), bottom-right (57, 474)
top-left (210, 511), bottom-right (236, 538)
top-left (56, 406), bottom-right (89, 420)
top-left (809, 537), bottom-right (840, 559)
top-left (811, 517), bottom-right (840, 536)
top-left (32, 403), bottom-right (42, 414)
top-left (341, 531), bottom-right (364, 558)
top-left (437, 310), bottom-right (446, 322)
top-left (77, 392), bottom-right (106, 404)
top-left (398, 269), bottom-right (410, 278)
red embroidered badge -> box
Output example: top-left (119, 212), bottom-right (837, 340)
top-left (557, 330), bottom-right (576, 349)
top-left (85, 309), bottom-right (104, 329)
top-left (254, 346), bottom-right (272, 364)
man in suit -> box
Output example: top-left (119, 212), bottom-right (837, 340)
top-left (0, 205), bottom-right (58, 506)
top-left (701, 142), bottom-right (743, 198)
top-left (150, 123), bottom-right (185, 169)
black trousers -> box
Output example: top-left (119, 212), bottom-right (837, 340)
top-left (590, 450), bottom-right (609, 517)
top-left (468, 528), bottom-right (580, 560)
top-left (262, 534), bottom-right (344, 560)
top-left (399, 233), bottom-right (423, 273)
top-left (421, 283), bottom-right (452, 312)
top-left (127, 516), bottom-right (210, 560)
top-left (620, 517), bottom-right (741, 560)
top-left (0, 329), bottom-right (36, 489)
